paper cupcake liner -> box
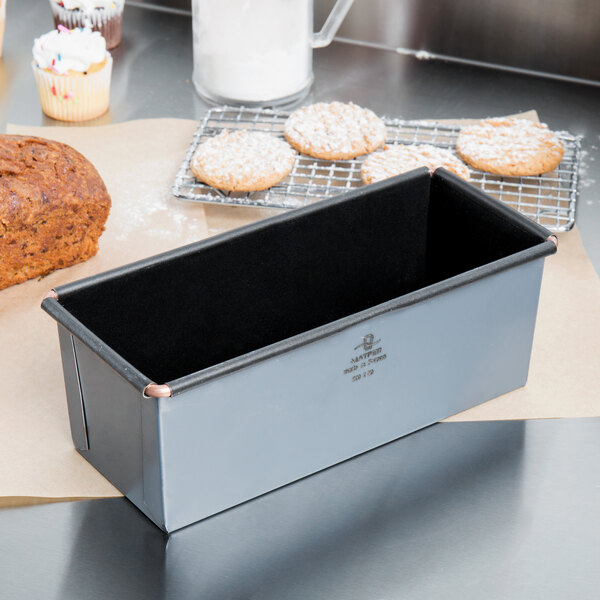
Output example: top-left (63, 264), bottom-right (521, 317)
top-left (50, 3), bottom-right (123, 49)
top-left (32, 54), bottom-right (112, 122)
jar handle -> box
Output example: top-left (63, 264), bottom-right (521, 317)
top-left (312, 0), bottom-right (355, 48)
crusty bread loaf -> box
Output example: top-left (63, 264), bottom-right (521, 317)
top-left (0, 135), bottom-right (111, 290)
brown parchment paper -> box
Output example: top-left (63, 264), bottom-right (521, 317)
top-left (1, 119), bottom-right (208, 504)
top-left (1, 115), bottom-right (599, 506)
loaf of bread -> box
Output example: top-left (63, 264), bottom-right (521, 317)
top-left (0, 135), bottom-right (111, 290)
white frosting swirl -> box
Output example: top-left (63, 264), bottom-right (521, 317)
top-left (33, 27), bottom-right (107, 75)
top-left (52, 0), bottom-right (124, 10)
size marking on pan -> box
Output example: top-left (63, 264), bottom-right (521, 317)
top-left (343, 333), bottom-right (388, 383)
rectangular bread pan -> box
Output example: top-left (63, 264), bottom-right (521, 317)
top-left (42, 168), bottom-right (557, 532)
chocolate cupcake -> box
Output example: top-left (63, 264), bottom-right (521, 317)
top-left (49, 1), bottom-right (124, 50)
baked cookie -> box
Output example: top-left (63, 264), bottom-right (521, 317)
top-left (190, 130), bottom-right (296, 192)
top-left (361, 144), bottom-right (470, 184)
top-left (284, 101), bottom-right (386, 160)
top-left (456, 118), bottom-right (564, 177)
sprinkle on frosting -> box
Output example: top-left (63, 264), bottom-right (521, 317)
top-left (33, 26), bottom-right (107, 75)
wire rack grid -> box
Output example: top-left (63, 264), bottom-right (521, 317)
top-left (172, 106), bottom-right (582, 232)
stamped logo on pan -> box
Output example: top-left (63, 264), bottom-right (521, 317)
top-left (343, 333), bottom-right (387, 382)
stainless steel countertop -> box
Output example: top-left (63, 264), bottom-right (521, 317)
top-left (1, 418), bottom-right (599, 599)
top-left (1, 3), bottom-right (600, 598)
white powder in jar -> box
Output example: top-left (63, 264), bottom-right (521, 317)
top-left (191, 0), bottom-right (313, 103)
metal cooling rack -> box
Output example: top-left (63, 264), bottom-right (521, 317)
top-left (173, 106), bottom-right (582, 231)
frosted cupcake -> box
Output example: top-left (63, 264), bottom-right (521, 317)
top-left (32, 26), bottom-right (112, 122)
top-left (49, 1), bottom-right (124, 49)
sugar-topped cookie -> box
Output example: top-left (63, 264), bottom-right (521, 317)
top-left (284, 101), bottom-right (386, 160)
top-left (456, 118), bottom-right (564, 177)
top-left (190, 130), bottom-right (297, 192)
top-left (361, 144), bottom-right (470, 184)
